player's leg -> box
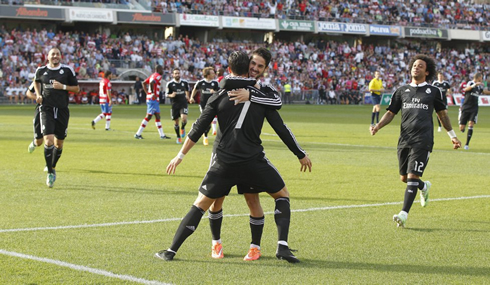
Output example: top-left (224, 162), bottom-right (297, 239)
top-left (135, 104), bottom-right (153, 138)
top-left (394, 148), bottom-right (431, 227)
top-left (243, 192), bottom-right (264, 261)
top-left (171, 106), bottom-right (181, 143)
top-left (465, 119), bottom-right (476, 149)
top-left (208, 197), bottom-right (225, 259)
top-left (180, 109), bottom-right (188, 137)
top-left (154, 113), bottom-right (169, 139)
top-left (156, 193), bottom-right (216, 261)
top-left (437, 117), bottom-right (442, 132)
top-left (92, 104), bottom-right (105, 129)
top-left (28, 108), bottom-right (43, 153)
top-left (105, 104), bottom-right (112, 130)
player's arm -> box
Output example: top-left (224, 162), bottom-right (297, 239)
top-left (483, 89), bottom-right (490, 95)
top-left (26, 83), bottom-right (36, 100)
top-left (265, 109), bottom-right (311, 172)
top-left (436, 109), bottom-right (462, 149)
top-left (166, 137), bottom-right (196, 175)
top-left (106, 87), bottom-right (112, 106)
top-left (228, 85), bottom-right (282, 109)
top-left (190, 83), bottom-right (199, 104)
top-left (165, 82), bottom-right (175, 98)
top-left (370, 111), bottom-right (396, 135)
top-left (464, 81), bottom-right (482, 92)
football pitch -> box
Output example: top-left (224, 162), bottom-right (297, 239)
top-left (1, 104), bottom-right (489, 284)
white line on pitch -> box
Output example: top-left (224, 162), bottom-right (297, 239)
top-left (1, 195), bottom-right (489, 234)
top-left (0, 249), bottom-right (170, 285)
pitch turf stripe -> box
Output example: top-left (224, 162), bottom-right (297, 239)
top-left (1, 195), bottom-right (489, 234)
top-left (0, 249), bottom-right (170, 285)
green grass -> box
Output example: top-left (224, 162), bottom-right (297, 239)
top-left (1, 104), bottom-right (489, 284)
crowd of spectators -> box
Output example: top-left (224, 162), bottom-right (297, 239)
top-left (150, 0), bottom-right (490, 30)
top-left (1, 25), bottom-right (490, 105)
top-left (1, 0), bottom-right (489, 30)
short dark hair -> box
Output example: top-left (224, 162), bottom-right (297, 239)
top-left (251, 47), bottom-right (272, 67)
top-left (408, 54), bottom-right (436, 82)
top-left (228, 51), bottom-right (249, 76)
top-left (104, 70), bottom-right (112, 78)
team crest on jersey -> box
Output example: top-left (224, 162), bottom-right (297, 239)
top-left (60, 69), bottom-right (64, 74)
top-left (426, 88), bottom-right (431, 94)
top-left (181, 83), bottom-right (184, 87)
top-left (43, 72), bottom-right (48, 76)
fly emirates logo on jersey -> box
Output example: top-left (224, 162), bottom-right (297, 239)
top-left (403, 97), bottom-right (429, 110)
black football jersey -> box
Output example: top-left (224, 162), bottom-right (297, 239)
top-left (166, 79), bottom-right (190, 104)
top-left (387, 82), bottom-right (446, 151)
top-left (461, 80), bottom-right (484, 112)
top-left (34, 64), bottom-right (78, 108)
top-left (195, 79), bottom-right (219, 107)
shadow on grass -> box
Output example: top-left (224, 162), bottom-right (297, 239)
top-left (173, 257), bottom-right (489, 277)
top-left (406, 227), bottom-right (490, 233)
top-left (70, 168), bottom-right (204, 180)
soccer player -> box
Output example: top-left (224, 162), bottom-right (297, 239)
top-left (189, 67), bottom-right (219, 146)
top-left (370, 54), bottom-right (461, 228)
top-left (134, 65), bottom-right (170, 140)
top-left (368, 70), bottom-right (384, 127)
top-left (155, 51), bottom-right (311, 262)
top-left (34, 47), bottom-right (80, 188)
top-left (26, 82), bottom-right (43, 154)
top-left (91, 71), bottom-right (113, 131)
top-left (208, 47), bottom-right (311, 262)
top-left (166, 68), bottom-right (190, 144)
top-left (459, 73), bottom-right (490, 150)
top-left (432, 72), bottom-right (452, 132)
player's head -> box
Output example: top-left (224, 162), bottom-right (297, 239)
top-left (408, 54), bottom-right (436, 82)
top-left (104, 70), bottom-right (112, 79)
top-left (172, 68), bottom-right (181, 81)
top-left (437, 71), bottom-right (444, 81)
top-left (155, 65), bottom-right (163, 75)
top-left (473, 72), bottom-right (482, 82)
top-left (249, 47), bottom-right (271, 79)
top-left (217, 67), bottom-right (225, 77)
top-left (228, 51), bottom-right (249, 77)
top-left (374, 71), bottom-right (381, 79)
top-left (47, 48), bottom-right (61, 67)
top-left (203, 67), bottom-right (215, 80)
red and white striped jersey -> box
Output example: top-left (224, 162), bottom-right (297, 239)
top-left (144, 72), bottom-right (162, 102)
top-left (99, 77), bottom-right (111, 104)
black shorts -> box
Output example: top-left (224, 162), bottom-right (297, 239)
top-left (199, 154), bottom-right (285, 199)
top-left (459, 109), bottom-right (478, 125)
top-left (170, 102), bottom-right (188, 120)
top-left (33, 105), bottom-right (43, 140)
top-left (40, 105), bottom-right (69, 140)
top-left (397, 148), bottom-right (430, 177)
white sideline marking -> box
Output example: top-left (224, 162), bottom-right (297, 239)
top-left (0, 249), bottom-right (170, 285)
top-left (1, 195), bottom-right (489, 234)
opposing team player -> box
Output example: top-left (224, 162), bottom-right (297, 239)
top-left (459, 73), bottom-right (490, 150)
top-left (134, 65), bottom-right (170, 140)
top-left (91, 71), bottom-right (113, 131)
top-left (189, 67), bottom-right (219, 146)
top-left (166, 68), bottom-right (190, 144)
top-left (370, 54), bottom-right (461, 227)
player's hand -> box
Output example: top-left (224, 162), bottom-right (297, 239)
top-left (52, 80), bottom-right (63, 90)
top-left (228, 89), bottom-right (249, 104)
top-left (108, 100), bottom-right (112, 106)
top-left (189, 97), bottom-right (195, 104)
top-left (370, 124), bottom-right (378, 136)
top-left (299, 155), bottom-right (312, 172)
top-left (36, 95), bottom-right (43, 104)
top-left (167, 93), bottom-right (175, 98)
top-left (452, 137), bottom-right (462, 149)
top-left (151, 95), bottom-right (157, 101)
top-left (166, 156), bottom-right (183, 175)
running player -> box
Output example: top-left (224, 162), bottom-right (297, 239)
top-left (189, 67), bottom-right (219, 146)
top-left (370, 54), bottom-right (461, 228)
top-left (166, 68), bottom-right (190, 144)
top-left (91, 71), bottom-right (113, 131)
top-left (459, 73), bottom-right (490, 150)
top-left (34, 47), bottom-right (80, 188)
top-left (134, 65), bottom-right (170, 140)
